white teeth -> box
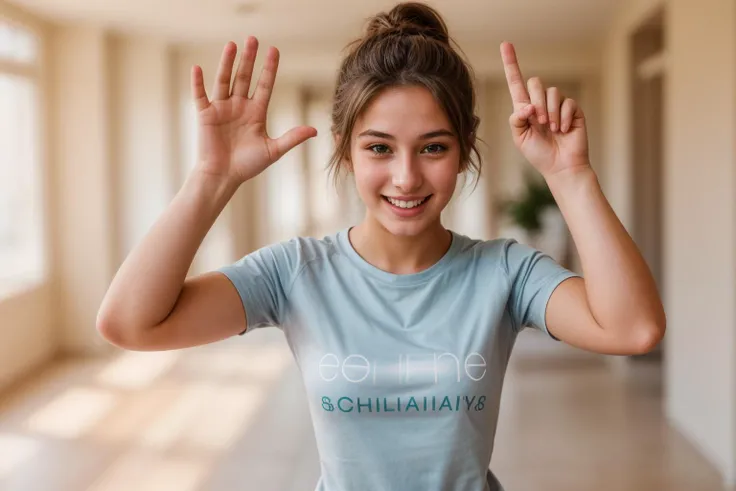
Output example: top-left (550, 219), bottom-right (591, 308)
top-left (386, 196), bottom-right (428, 209)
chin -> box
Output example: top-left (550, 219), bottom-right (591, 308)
top-left (378, 220), bottom-right (432, 237)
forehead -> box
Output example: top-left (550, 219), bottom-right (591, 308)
top-left (353, 85), bottom-right (452, 135)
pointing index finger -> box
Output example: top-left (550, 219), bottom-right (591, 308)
top-left (500, 42), bottom-right (530, 111)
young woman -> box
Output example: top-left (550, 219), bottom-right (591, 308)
top-left (97, 2), bottom-right (666, 490)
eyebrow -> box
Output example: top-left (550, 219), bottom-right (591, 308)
top-left (357, 129), bottom-right (455, 140)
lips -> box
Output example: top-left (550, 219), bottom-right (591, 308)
top-left (384, 195), bottom-right (431, 209)
top-left (382, 195), bottom-right (432, 217)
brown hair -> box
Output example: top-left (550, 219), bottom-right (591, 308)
top-left (328, 2), bottom-right (482, 186)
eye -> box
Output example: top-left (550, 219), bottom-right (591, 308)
top-left (367, 144), bottom-right (391, 155)
top-left (421, 143), bottom-right (447, 154)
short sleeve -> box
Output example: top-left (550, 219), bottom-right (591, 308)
top-left (502, 238), bottom-right (581, 338)
top-left (216, 238), bottom-right (303, 335)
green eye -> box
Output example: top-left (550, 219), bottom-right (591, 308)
top-left (368, 144), bottom-right (391, 155)
top-left (422, 144), bottom-right (447, 154)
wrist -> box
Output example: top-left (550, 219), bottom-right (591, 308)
top-left (192, 163), bottom-right (241, 190)
top-left (543, 164), bottom-right (600, 200)
top-left (543, 161), bottom-right (596, 185)
top-left (184, 166), bottom-right (240, 212)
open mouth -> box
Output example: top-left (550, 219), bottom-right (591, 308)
top-left (383, 194), bottom-right (432, 218)
top-left (382, 195), bottom-right (432, 209)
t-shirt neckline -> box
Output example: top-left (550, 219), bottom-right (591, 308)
top-left (336, 227), bottom-right (460, 285)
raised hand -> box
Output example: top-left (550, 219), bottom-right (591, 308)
top-left (191, 37), bottom-right (317, 184)
top-left (500, 42), bottom-right (590, 178)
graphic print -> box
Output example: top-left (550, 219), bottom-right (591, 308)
top-left (317, 351), bottom-right (489, 414)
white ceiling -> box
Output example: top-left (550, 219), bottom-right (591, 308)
top-left (7, 0), bottom-right (618, 48)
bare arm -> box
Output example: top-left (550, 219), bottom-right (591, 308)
top-left (96, 172), bottom-right (244, 350)
top-left (96, 37), bottom-right (316, 351)
top-left (500, 41), bottom-right (665, 354)
top-left (545, 169), bottom-right (665, 355)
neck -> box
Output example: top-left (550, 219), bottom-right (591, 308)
top-left (349, 215), bottom-right (452, 275)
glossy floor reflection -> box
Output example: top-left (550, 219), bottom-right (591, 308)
top-left (0, 328), bottom-right (725, 491)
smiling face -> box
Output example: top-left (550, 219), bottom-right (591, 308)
top-left (348, 85), bottom-right (461, 237)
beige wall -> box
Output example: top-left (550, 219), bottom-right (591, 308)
top-left (175, 38), bottom-right (604, 86)
top-left (604, 0), bottom-right (736, 484)
top-left (110, 35), bottom-right (176, 262)
top-left (50, 26), bottom-right (116, 356)
top-left (0, 1), bottom-right (56, 391)
top-left (305, 89), bottom-right (345, 237)
top-left (665, 0), bottom-right (736, 484)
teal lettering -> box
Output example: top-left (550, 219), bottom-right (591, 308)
top-left (406, 397), bottom-right (419, 412)
top-left (357, 397), bottom-right (372, 413)
top-left (464, 395), bottom-right (476, 411)
top-left (439, 396), bottom-right (453, 411)
top-left (322, 397), bottom-right (334, 411)
top-left (383, 398), bottom-right (396, 412)
top-left (337, 397), bottom-right (353, 412)
top-left (475, 395), bottom-right (486, 411)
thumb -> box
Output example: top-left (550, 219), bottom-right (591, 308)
top-left (268, 126), bottom-right (318, 161)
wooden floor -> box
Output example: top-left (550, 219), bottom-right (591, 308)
top-left (0, 328), bottom-right (725, 491)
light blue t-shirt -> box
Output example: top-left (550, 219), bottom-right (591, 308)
top-left (217, 228), bottom-right (580, 491)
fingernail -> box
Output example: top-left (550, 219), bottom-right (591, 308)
top-left (550, 123), bottom-right (557, 132)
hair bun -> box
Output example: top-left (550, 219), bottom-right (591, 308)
top-left (366, 2), bottom-right (450, 45)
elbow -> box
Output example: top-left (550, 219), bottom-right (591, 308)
top-left (95, 312), bottom-right (127, 349)
top-left (628, 317), bottom-right (666, 355)
top-left (95, 310), bottom-right (145, 351)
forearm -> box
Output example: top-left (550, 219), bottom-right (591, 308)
top-left (97, 168), bottom-right (239, 332)
top-left (545, 165), bottom-right (666, 340)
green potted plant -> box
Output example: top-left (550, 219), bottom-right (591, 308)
top-left (496, 170), bottom-right (572, 267)
top-left (498, 171), bottom-right (556, 239)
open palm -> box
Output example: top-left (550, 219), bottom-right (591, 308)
top-left (192, 37), bottom-right (317, 183)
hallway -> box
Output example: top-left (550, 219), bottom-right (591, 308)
top-left (0, 329), bottom-right (723, 491)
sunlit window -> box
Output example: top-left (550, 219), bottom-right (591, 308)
top-left (0, 20), bottom-right (38, 63)
top-left (0, 18), bottom-right (45, 285)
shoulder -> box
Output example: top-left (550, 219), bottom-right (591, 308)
top-left (448, 233), bottom-right (572, 291)
top-left (244, 232), bottom-right (340, 273)
top-left (449, 232), bottom-right (524, 274)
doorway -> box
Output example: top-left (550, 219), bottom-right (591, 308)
top-left (630, 8), bottom-right (666, 359)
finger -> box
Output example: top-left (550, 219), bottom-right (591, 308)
top-left (268, 126), bottom-right (317, 162)
top-left (191, 65), bottom-right (210, 112)
top-left (527, 77), bottom-right (547, 125)
top-left (546, 87), bottom-right (561, 132)
top-left (500, 41), bottom-right (531, 111)
top-left (560, 98), bottom-right (579, 132)
top-left (508, 104), bottom-right (535, 135)
top-left (213, 41), bottom-right (238, 100)
top-left (231, 36), bottom-right (258, 98)
top-left (253, 46), bottom-right (280, 107)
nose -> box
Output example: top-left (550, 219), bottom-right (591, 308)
top-left (391, 153), bottom-right (422, 191)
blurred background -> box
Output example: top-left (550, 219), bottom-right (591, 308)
top-left (0, 0), bottom-right (733, 490)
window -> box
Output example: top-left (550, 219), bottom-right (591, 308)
top-left (0, 18), bottom-right (45, 285)
top-left (0, 20), bottom-right (38, 63)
